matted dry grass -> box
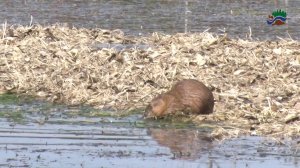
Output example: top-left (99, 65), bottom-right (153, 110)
top-left (0, 24), bottom-right (299, 140)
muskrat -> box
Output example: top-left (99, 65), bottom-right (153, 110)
top-left (144, 79), bottom-right (214, 118)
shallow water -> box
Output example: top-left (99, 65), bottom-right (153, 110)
top-left (0, 96), bottom-right (299, 168)
top-left (1, 0), bottom-right (300, 40)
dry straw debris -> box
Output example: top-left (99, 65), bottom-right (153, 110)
top-left (0, 24), bottom-right (299, 140)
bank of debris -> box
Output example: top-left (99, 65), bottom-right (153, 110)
top-left (0, 24), bottom-right (299, 140)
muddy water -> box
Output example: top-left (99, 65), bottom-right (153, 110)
top-left (0, 96), bottom-right (299, 168)
top-left (1, 0), bottom-right (300, 40)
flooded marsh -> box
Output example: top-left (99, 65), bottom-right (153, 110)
top-left (0, 0), bottom-right (300, 167)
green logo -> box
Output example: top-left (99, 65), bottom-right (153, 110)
top-left (267, 9), bottom-right (287, 26)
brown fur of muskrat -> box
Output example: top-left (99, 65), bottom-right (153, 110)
top-left (144, 79), bottom-right (214, 119)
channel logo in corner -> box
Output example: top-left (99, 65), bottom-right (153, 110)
top-left (267, 9), bottom-right (287, 26)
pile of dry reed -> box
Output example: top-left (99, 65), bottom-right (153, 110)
top-left (0, 24), bottom-right (299, 140)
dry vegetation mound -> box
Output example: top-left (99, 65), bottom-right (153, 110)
top-left (0, 24), bottom-right (299, 140)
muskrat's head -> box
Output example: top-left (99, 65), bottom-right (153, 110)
top-left (144, 94), bottom-right (169, 119)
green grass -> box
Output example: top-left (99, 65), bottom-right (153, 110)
top-left (0, 111), bottom-right (25, 123)
top-left (0, 94), bottom-right (19, 104)
top-left (66, 107), bottom-right (145, 118)
top-left (0, 93), bottom-right (36, 105)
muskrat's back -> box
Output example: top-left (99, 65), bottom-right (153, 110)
top-left (144, 79), bottom-right (214, 118)
top-left (171, 79), bottom-right (214, 114)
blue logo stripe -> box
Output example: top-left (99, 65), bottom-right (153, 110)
top-left (267, 16), bottom-right (287, 25)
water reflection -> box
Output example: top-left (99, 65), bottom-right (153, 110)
top-left (0, 0), bottom-right (299, 40)
top-left (148, 128), bottom-right (214, 160)
top-left (0, 95), bottom-right (299, 167)
top-left (148, 128), bottom-right (300, 168)
top-left (274, 0), bottom-right (288, 7)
